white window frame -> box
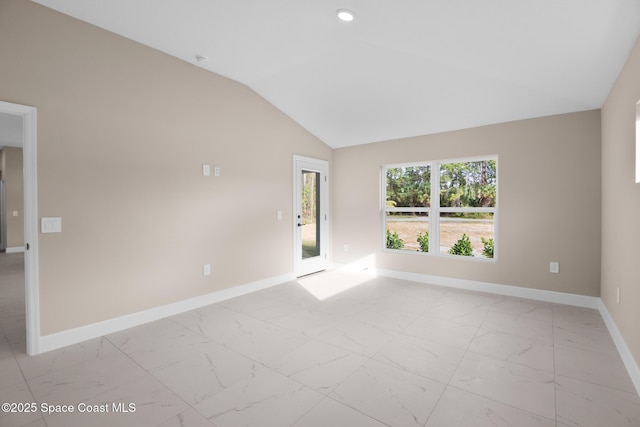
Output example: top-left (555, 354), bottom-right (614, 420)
top-left (382, 155), bottom-right (498, 261)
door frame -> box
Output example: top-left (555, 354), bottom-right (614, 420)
top-left (1, 180), bottom-right (6, 251)
top-left (0, 101), bottom-right (40, 355)
top-left (293, 155), bottom-right (329, 277)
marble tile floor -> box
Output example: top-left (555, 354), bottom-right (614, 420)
top-left (1, 252), bottom-right (639, 426)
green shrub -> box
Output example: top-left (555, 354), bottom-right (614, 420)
top-left (417, 231), bottom-right (429, 252)
top-left (386, 229), bottom-right (404, 249)
top-left (481, 237), bottom-right (494, 258)
top-left (449, 233), bottom-right (474, 256)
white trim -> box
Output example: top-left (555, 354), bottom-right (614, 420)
top-left (598, 300), bottom-right (640, 394)
top-left (39, 272), bottom-right (295, 354)
top-left (635, 103), bottom-right (639, 183)
top-left (293, 155), bottom-right (330, 277)
top-left (384, 154), bottom-right (500, 170)
top-left (375, 268), bottom-right (599, 308)
top-left (0, 101), bottom-right (40, 356)
top-left (5, 246), bottom-right (25, 253)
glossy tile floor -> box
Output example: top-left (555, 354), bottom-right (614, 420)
top-left (1, 253), bottom-right (640, 426)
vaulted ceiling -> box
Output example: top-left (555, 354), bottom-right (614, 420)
top-left (33, 0), bottom-right (640, 148)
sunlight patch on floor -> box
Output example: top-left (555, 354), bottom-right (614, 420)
top-left (297, 269), bottom-right (376, 301)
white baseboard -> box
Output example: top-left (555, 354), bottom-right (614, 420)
top-left (598, 300), bottom-right (640, 395)
top-left (375, 268), bottom-right (600, 308)
top-left (6, 246), bottom-right (25, 253)
top-left (35, 266), bottom-right (640, 396)
top-left (38, 272), bottom-right (296, 354)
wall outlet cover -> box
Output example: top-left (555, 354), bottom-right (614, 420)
top-left (41, 217), bottom-right (62, 233)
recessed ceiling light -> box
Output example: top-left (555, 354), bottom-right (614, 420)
top-left (336, 9), bottom-right (355, 22)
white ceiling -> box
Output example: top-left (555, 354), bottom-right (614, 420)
top-left (32, 0), bottom-right (640, 148)
top-left (0, 113), bottom-right (23, 148)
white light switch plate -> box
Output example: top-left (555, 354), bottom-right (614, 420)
top-left (41, 217), bottom-right (62, 233)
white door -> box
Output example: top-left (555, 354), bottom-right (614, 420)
top-left (294, 156), bottom-right (329, 277)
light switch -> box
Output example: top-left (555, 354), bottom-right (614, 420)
top-left (41, 217), bottom-right (62, 233)
top-left (276, 210), bottom-right (282, 220)
top-left (12, 211), bottom-right (18, 217)
top-left (203, 164), bottom-right (211, 176)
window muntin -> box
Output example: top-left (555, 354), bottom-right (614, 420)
top-left (384, 157), bottom-right (497, 259)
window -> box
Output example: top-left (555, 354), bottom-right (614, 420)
top-left (383, 156), bottom-right (497, 259)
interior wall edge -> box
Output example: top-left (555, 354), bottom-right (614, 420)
top-left (599, 299), bottom-right (640, 395)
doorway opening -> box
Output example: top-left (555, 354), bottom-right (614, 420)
top-left (0, 101), bottom-right (39, 355)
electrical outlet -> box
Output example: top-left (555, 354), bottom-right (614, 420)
top-left (214, 166), bottom-right (220, 177)
top-left (550, 262), bottom-right (559, 273)
top-left (343, 244), bottom-right (349, 252)
top-left (203, 264), bottom-right (211, 276)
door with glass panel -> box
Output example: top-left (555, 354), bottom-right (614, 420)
top-left (294, 156), bottom-right (328, 277)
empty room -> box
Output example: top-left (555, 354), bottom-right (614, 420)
top-left (1, 0), bottom-right (640, 426)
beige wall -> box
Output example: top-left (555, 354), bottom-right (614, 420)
top-left (0, 0), bottom-right (331, 335)
top-left (0, 147), bottom-right (24, 248)
top-left (601, 36), bottom-right (640, 366)
top-left (333, 111), bottom-right (602, 296)
top-left (0, 0), bottom-right (628, 351)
